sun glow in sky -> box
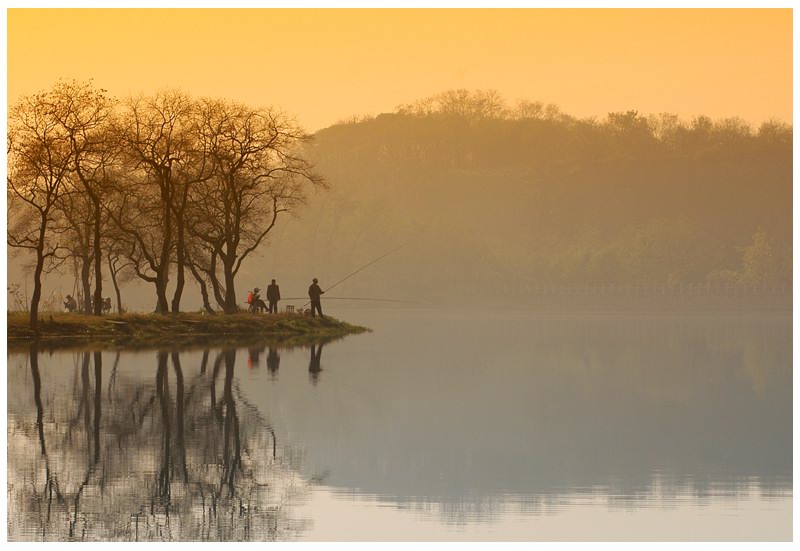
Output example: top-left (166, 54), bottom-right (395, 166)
top-left (7, 8), bottom-right (793, 131)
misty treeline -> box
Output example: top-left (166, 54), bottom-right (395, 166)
top-left (272, 89), bottom-right (789, 300)
top-left (8, 80), bottom-right (323, 329)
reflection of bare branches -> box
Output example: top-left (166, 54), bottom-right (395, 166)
top-left (68, 350), bottom-right (103, 540)
top-left (210, 350), bottom-right (224, 415)
top-left (30, 343), bottom-right (64, 508)
top-left (155, 352), bottom-right (172, 504)
top-left (10, 346), bottom-right (313, 541)
top-left (68, 466), bottom-right (96, 540)
top-left (233, 385), bottom-right (277, 460)
top-left (107, 351), bottom-right (120, 403)
top-left (221, 349), bottom-right (243, 495)
top-left (199, 349), bottom-right (209, 375)
top-left (82, 354), bottom-right (91, 459)
top-left (172, 351), bottom-right (189, 483)
top-left (64, 353), bottom-right (90, 444)
top-left (93, 351), bottom-right (102, 465)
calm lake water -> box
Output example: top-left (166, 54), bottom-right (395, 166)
top-left (7, 308), bottom-right (792, 541)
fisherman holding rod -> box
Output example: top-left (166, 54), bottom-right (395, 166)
top-left (300, 245), bottom-right (404, 315)
top-left (308, 278), bottom-right (325, 318)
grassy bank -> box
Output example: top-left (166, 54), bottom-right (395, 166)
top-left (7, 311), bottom-right (369, 350)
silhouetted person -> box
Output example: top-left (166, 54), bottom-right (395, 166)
top-left (267, 346), bottom-right (280, 376)
top-left (308, 278), bottom-right (324, 318)
top-left (64, 294), bottom-right (77, 312)
top-left (308, 343), bottom-right (323, 384)
top-left (267, 279), bottom-right (281, 314)
top-left (249, 287), bottom-right (267, 313)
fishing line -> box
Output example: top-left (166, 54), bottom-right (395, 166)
top-left (302, 244), bottom-right (404, 307)
top-left (284, 296), bottom-right (417, 303)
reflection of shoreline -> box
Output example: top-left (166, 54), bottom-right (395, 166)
top-left (296, 482), bottom-right (792, 541)
top-left (316, 473), bottom-right (794, 512)
top-left (7, 331), bottom-right (354, 354)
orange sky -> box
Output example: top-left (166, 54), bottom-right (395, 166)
top-left (7, 8), bottom-right (793, 131)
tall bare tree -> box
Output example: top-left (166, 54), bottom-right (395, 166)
top-left (8, 90), bottom-right (73, 330)
top-left (103, 234), bottom-right (135, 314)
top-left (187, 99), bottom-right (324, 313)
top-left (110, 91), bottom-right (210, 313)
top-left (48, 82), bottom-right (117, 315)
top-left (54, 187), bottom-right (94, 313)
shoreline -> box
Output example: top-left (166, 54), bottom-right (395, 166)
top-left (7, 311), bottom-right (370, 351)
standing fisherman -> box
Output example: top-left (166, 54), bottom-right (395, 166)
top-left (308, 278), bottom-right (325, 318)
top-left (267, 279), bottom-right (281, 314)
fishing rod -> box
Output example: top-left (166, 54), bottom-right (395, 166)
top-left (302, 244), bottom-right (404, 307)
top-left (284, 296), bottom-right (418, 304)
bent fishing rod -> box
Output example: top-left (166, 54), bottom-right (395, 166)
top-left (301, 244), bottom-right (404, 307)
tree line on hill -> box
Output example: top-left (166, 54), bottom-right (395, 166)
top-left (270, 89), bottom-right (790, 300)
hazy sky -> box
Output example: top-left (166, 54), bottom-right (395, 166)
top-left (8, 8), bottom-right (793, 132)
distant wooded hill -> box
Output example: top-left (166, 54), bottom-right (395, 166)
top-left (259, 90), bottom-right (791, 301)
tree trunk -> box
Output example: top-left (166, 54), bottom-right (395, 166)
top-left (171, 221), bottom-right (185, 313)
top-left (157, 178), bottom-right (173, 315)
top-left (207, 252), bottom-right (227, 310)
top-left (187, 258), bottom-right (215, 314)
top-left (155, 275), bottom-right (170, 314)
top-left (223, 262), bottom-right (238, 314)
top-left (108, 255), bottom-right (123, 314)
top-left (30, 243), bottom-right (45, 332)
top-left (81, 254), bottom-right (92, 314)
top-left (92, 198), bottom-right (103, 316)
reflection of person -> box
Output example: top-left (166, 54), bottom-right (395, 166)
top-left (308, 343), bottom-right (323, 384)
top-left (247, 346), bottom-right (264, 369)
top-left (267, 279), bottom-right (281, 314)
top-left (308, 278), bottom-right (324, 318)
top-left (267, 347), bottom-right (280, 376)
top-left (64, 294), bottom-right (77, 312)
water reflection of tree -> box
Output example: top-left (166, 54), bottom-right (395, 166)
top-left (9, 345), bottom-right (311, 541)
top-left (28, 343), bottom-right (64, 525)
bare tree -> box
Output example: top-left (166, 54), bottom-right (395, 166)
top-left (8, 90), bottom-right (73, 330)
top-left (110, 91), bottom-right (209, 312)
top-left (104, 240), bottom-right (135, 314)
top-left (49, 81), bottom-right (117, 316)
top-left (187, 99), bottom-right (324, 313)
top-left (105, 166), bottom-right (174, 313)
top-left (54, 186), bottom-right (94, 313)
